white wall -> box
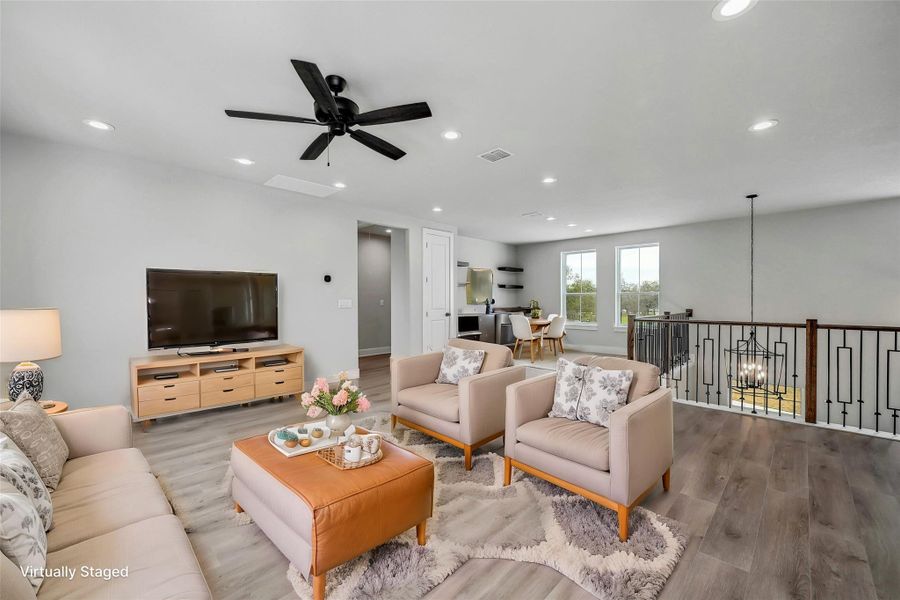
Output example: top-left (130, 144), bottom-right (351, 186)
top-left (357, 232), bottom-right (391, 354)
top-left (455, 235), bottom-right (522, 312)
top-left (0, 134), bottom-right (454, 408)
top-left (516, 198), bottom-right (900, 354)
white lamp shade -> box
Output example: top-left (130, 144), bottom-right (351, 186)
top-left (0, 309), bottom-right (62, 363)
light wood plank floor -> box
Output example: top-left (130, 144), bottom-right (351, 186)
top-left (134, 354), bottom-right (900, 600)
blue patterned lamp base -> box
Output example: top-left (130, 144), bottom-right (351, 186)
top-left (8, 362), bottom-right (44, 402)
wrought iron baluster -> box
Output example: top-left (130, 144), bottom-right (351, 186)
top-left (875, 330), bottom-right (881, 433)
top-left (792, 327), bottom-right (798, 419)
top-left (826, 328), bottom-right (832, 424)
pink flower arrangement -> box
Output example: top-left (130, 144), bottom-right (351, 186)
top-left (300, 371), bottom-right (370, 417)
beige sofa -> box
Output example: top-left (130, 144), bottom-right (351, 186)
top-left (391, 338), bottom-right (526, 469)
top-left (1, 406), bottom-right (210, 600)
top-left (503, 356), bottom-right (673, 541)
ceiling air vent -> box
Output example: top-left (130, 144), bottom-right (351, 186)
top-left (478, 148), bottom-right (513, 163)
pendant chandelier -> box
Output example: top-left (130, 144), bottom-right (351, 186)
top-left (725, 194), bottom-right (786, 411)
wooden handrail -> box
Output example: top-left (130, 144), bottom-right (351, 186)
top-left (818, 323), bottom-right (900, 333)
top-left (634, 318), bottom-right (807, 328)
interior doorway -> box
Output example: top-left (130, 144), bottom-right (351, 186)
top-left (357, 222), bottom-right (396, 359)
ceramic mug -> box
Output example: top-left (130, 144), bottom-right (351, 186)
top-left (349, 433), bottom-right (382, 455)
top-left (343, 444), bottom-right (362, 462)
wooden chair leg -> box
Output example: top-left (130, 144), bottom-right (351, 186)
top-left (312, 573), bottom-right (326, 600)
top-left (390, 414), bottom-right (397, 429)
top-left (539, 338), bottom-right (544, 361)
top-left (662, 467), bottom-right (671, 491)
top-left (617, 504), bottom-right (630, 542)
top-left (234, 502), bottom-right (244, 513)
top-left (464, 445), bottom-right (473, 470)
top-left (559, 337), bottom-right (565, 354)
top-left (503, 456), bottom-right (512, 486)
top-left (416, 520), bottom-right (427, 545)
top-left (513, 338), bottom-right (520, 357)
top-left (529, 339), bottom-right (535, 363)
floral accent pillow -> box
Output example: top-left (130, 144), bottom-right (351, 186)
top-left (0, 478), bottom-right (48, 591)
top-left (435, 346), bottom-right (486, 385)
top-left (0, 393), bottom-right (69, 491)
top-left (577, 368), bottom-right (634, 427)
top-left (0, 435), bottom-right (52, 531)
top-left (548, 358), bottom-right (587, 420)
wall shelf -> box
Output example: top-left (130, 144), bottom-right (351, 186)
top-left (457, 261), bottom-right (470, 268)
top-left (498, 284), bottom-right (524, 289)
top-left (498, 266), bottom-right (524, 272)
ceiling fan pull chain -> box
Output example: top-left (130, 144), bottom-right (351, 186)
top-left (327, 133), bottom-right (331, 167)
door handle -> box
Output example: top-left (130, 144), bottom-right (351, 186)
top-left (445, 312), bottom-right (451, 317)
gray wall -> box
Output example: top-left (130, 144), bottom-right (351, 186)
top-left (516, 198), bottom-right (900, 354)
top-left (0, 134), bottom-right (454, 408)
top-left (455, 235), bottom-right (522, 312)
top-left (357, 232), bottom-right (391, 354)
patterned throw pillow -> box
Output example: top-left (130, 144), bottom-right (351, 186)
top-left (0, 435), bottom-right (52, 531)
top-left (577, 368), bottom-right (634, 427)
top-left (548, 358), bottom-right (587, 420)
top-left (0, 478), bottom-right (48, 591)
top-left (435, 346), bottom-right (486, 385)
top-left (0, 393), bottom-right (69, 491)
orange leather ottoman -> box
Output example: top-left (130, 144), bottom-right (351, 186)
top-left (231, 430), bottom-right (434, 600)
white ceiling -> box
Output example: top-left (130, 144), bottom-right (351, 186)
top-left (2, 1), bottom-right (898, 244)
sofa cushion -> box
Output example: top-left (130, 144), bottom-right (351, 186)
top-left (448, 338), bottom-right (512, 372)
top-left (47, 472), bottom-right (173, 552)
top-left (397, 384), bottom-right (460, 422)
top-left (577, 368), bottom-right (633, 427)
top-left (40, 515), bottom-right (211, 600)
top-left (548, 358), bottom-right (585, 420)
top-left (0, 395), bottom-right (69, 491)
top-left (0, 551), bottom-right (37, 600)
top-left (577, 356), bottom-right (660, 402)
top-left (0, 479), bottom-right (47, 592)
top-left (516, 417), bottom-right (610, 471)
top-left (435, 346), bottom-right (485, 385)
top-left (56, 448), bottom-right (151, 491)
top-left (0, 435), bottom-right (52, 531)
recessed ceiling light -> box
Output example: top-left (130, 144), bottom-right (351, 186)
top-left (749, 119), bottom-right (779, 132)
top-left (542, 177), bottom-right (558, 184)
top-left (432, 207), bottom-right (443, 212)
top-left (232, 158), bottom-right (255, 166)
top-left (546, 216), bottom-right (557, 221)
top-left (333, 182), bottom-right (347, 189)
top-left (567, 223), bottom-right (577, 227)
top-left (712, 0), bottom-right (758, 21)
top-left (83, 119), bottom-right (115, 131)
top-left (385, 229), bottom-right (392, 233)
top-left (584, 229), bottom-right (593, 233)
top-left (442, 130), bottom-right (461, 140)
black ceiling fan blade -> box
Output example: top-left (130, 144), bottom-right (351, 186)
top-left (290, 60), bottom-right (340, 120)
top-left (348, 129), bottom-right (406, 160)
top-left (354, 102), bottom-right (432, 126)
top-left (300, 133), bottom-right (331, 160)
top-left (224, 110), bottom-right (320, 125)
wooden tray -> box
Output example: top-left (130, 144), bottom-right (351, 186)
top-left (316, 445), bottom-right (383, 470)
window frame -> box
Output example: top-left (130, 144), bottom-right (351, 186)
top-left (560, 249), bottom-right (598, 329)
top-left (614, 243), bottom-right (660, 329)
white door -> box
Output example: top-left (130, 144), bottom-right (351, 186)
top-left (423, 229), bottom-right (452, 352)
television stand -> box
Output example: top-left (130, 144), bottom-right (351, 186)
top-left (130, 344), bottom-right (304, 428)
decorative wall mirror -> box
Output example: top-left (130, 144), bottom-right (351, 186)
top-left (466, 268), bottom-right (494, 304)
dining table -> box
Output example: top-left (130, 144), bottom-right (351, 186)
top-left (529, 318), bottom-right (551, 333)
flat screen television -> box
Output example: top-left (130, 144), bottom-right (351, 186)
top-left (146, 268), bottom-right (278, 349)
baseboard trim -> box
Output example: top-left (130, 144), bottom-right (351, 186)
top-left (565, 344), bottom-right (627, 356)
top-left (359, 346), bottom-right (391, 358)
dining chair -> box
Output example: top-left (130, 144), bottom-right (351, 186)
top-left (510, 314), bottom-right (543, 363)
top-left (543, 316), bottom-right (567, 355)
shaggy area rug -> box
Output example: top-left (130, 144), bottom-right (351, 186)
top-left (239, 415), bottom-right (687, 600)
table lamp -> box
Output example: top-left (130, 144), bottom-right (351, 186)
top-left (0, 308), bottom-right (62, 401)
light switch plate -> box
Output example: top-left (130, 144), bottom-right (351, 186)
top-left (338, 299), bottom-right (353, 309)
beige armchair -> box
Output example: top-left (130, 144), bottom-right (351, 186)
top-left (503, 356), bottom-right (673, 541)
top-left (391, 339), bottom-right (526, 470)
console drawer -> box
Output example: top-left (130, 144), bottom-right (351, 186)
top-left (256, 378), bottom-right (302, 398)
top-left (255, 366), bottom-right (303, 386)
top-left (201, 385), bottom-right (255, 408)
top-left (138, 394), bottom-right (200, 417)
top-left (138, 380), bottom-right (200, 402)
top-left (201, 372), bottom-right (254, 393)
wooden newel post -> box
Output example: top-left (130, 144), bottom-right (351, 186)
top-left (805, 319), bottom-right (818, 424)
top-left (627, 314), bottom-right (636, 360)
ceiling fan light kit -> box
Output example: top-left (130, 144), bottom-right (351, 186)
top-left (225, 59), bottom-right (432, 162)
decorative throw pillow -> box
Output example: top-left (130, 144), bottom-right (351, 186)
top-left (435, 346), bottom-right (486, 385)
top-left (0, 435), bottom-right (52, 531)
top-left (0, 393), bottom-right (69, 491)
top-left (548, 358), bottom-right (587, 420)
top-left (577, 368), bottom-right (634, 427)
top-left (0, 478), bottom-right (48, 591)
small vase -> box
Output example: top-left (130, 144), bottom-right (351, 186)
top-left (326, 412), bottom-right (352, 433)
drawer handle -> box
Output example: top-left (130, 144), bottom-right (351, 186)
top-left (223, 388), bottom-right (234, 393)
top-left (224, 376), bottom-right (233, 380)
top-left (164, 397), bottom-right (177, 401)
top-left (275, 369), bottom-right (285, 373)
top-left (275, 381), bottom-right (284, 385)
top-left (164, 384), bottom-right (175, 388)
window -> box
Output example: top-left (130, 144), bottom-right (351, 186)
top-left (561, 250), bottom-right (597, 325)
top-left (616, 244), bottom-right (659, 326)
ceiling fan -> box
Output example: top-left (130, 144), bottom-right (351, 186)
top-left (225, 60), bottom-right (432, 161)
